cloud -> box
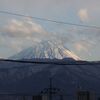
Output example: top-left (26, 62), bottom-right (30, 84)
top-left (78, 9), bottom-right (88, 22)
top-left (1, 18), bottom-right (77, 43)
top-left (1, 19), bottom-right (47, 38)
top-left (9, 40), bottom-right (23, 52)
top-left (75, 42), bottom-right (87, 52)
top-left (0, 36), bottom-right (5, 43)
top-left (74, 40), bottom-right (94, 52)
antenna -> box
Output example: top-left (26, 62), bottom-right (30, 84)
top-left (49, 77), bottom-right (53, 100)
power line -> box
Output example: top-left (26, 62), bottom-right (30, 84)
top-left (0, 10), bottom-right (100, 29)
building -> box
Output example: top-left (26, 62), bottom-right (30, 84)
top-left (77, 91), bottom-right (96, 100)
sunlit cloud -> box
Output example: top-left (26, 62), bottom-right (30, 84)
top-left (75, 42), bottom-right (88, 52)
top-left (74, 40), bottom-right (94, 52)
top-left (78, 9), bottom-right (89, 22)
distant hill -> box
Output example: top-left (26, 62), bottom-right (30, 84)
top-left (0, 59), bottom-right (100, 100)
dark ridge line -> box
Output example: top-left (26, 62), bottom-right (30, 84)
top-left (0, 59), bottom-right (100, 65)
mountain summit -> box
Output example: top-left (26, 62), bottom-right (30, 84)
top-left (10, 40), bottom-right (80, 60)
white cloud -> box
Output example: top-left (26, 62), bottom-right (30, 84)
top-left (78, 9), bottom-right (88, 22)
top-left (2, 19), bottom-right (47, 38)
top-left (74, 40), bottom-right (94, 52)
top-left (0, 24), bottom-right (74, 57)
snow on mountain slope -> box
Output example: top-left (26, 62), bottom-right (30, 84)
top-left (10, 40), bottom-right (80, 60)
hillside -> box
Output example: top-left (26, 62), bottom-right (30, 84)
top-left (0, 59), bottom-right (100, 99)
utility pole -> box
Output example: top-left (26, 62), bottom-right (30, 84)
top-left (49, 78), bottom-right (52, 100)
top-left (40, 78), bottom-right (63, 100)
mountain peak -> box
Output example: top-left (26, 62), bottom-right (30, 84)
top-left (10, 40), bottom-right (80, 60)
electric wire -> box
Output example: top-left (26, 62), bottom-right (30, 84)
top-left (0, 10), bottom-right (100, 29)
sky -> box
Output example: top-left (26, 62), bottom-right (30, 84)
top-left (0, 0), bottom-right (100, 61)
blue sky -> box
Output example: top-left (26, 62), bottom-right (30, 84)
top-left (0, 0), bottom-right (100, 61)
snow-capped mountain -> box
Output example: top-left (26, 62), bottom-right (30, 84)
top-left (10, 40), bottom-right (80, 60)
